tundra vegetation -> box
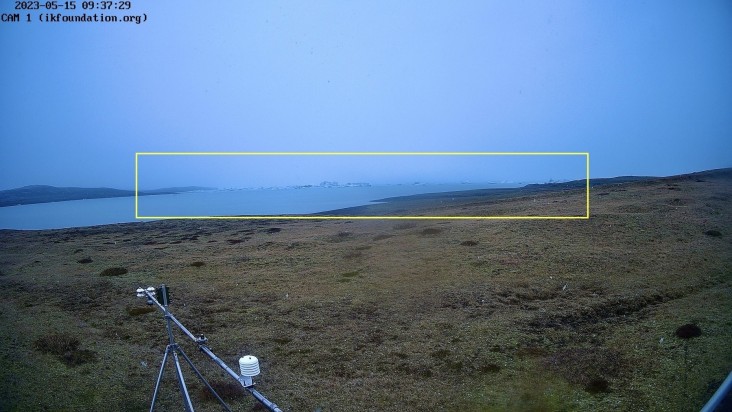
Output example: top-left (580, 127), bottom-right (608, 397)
top-left (0, 169), bottom-right (730, 411)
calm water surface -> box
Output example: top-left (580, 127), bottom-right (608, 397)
top-left (0, 183), bottom-right (514, 230)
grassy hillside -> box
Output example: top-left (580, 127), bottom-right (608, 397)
top-left (0, 169), bottom-right (730, 411)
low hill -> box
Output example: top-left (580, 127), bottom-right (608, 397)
top-left (0, 185), bottom-right (213, 207)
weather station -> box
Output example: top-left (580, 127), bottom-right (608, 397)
top-left (135, 285), bottom-right (282, 412)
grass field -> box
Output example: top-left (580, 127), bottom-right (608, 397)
top-left (1, 169), bottom-right (730, 411)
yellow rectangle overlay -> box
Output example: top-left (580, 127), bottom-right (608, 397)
top-left (134, 152), bottom-right (590, 220)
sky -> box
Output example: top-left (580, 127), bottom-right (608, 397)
top-left (1, 1), bottom-right (731, 190)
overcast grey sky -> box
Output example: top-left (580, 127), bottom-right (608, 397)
top-left (1, 1), bottom-right (730, 189)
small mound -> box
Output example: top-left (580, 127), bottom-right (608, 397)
top-left (477, 363), bottom-right (501, 374)
top-left (198, 380), bottom-right (242, 402)
top-left (329, 232), bottom-right (353, 242)
top-left (343, 251), bottom-right (363, 260)
top-left (430, 349), bottom-right (451, 359)
top-left (34, 333), bottom-right (78, 355)
top-left (34, 333), bottom-right (97, 367)
top-left (77, 258), bottom-right (93, 264)
top-left (544, 347), bottom-right (621, 393)
top-left (704, 230), bottom-right (722, 237)
top-left (190, 261), bottom-right (205, 267)
top-left (460, 240), bottom-right (478, 246)
top-left (585, 378), bottom-right (611, 394)
top-left (99, 267), bottom-right (128, 276)
top-left (273, 337), bottom-right (292, 345)
top-left (675, 323), bottom-right (702, 339)
top-left (127, 306), bottom-right (156, 316)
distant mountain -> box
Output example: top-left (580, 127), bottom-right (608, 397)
top-left (0, 185), bottom-right (214, 207)
top-left (523, 175), bottom-right (657, 190)
top-left (524, 167), bottom-right (732, 190)
top-left (362, 168), bottom-right (732, 205)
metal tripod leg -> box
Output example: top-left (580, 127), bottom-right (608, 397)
top-left (149, 346), bottom-right (171, 412)
top-left (177, 346), bottom-right (233, 412)
top-left (172, 348), bottom-right (195, 412)
top-left (150, 344), bottom-right (196, 412)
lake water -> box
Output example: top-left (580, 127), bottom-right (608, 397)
top-left (0, 183), bottom-right (516, 230)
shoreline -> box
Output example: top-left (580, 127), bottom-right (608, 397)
top-left (1, 169), bottom-right (730, 231)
